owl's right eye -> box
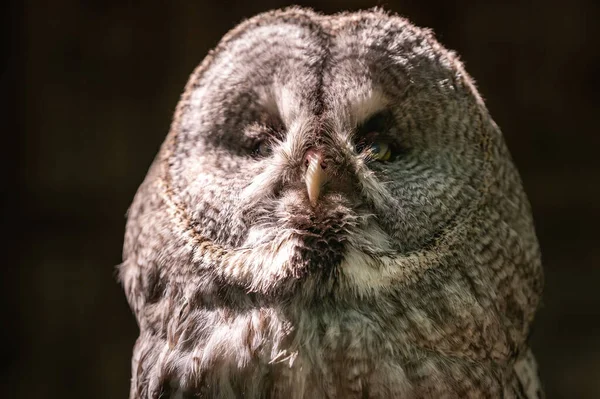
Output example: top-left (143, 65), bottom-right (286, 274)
top-left (254, 140), bottom-right (273, 157)
top-left (245, 113), bottom-right (284, 158)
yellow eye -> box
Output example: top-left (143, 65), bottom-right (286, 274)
top-left (367, 142), bottom-right (392, 161)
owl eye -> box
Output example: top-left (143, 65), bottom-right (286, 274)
top-left (355, 111), bottom-right (397, 162)
top-left (356, 131), bottom-right (394, 162)
top-left (246, 113), bottom-right (284, 158)
top-left (255, 140), bottom-right (273, 157)
top-left (365, 141), bottom-right (392, 161)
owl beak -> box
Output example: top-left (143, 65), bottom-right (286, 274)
top-left (304, 149), bottom-right (328, 207)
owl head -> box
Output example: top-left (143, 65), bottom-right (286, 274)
top-left (120, 8), bottom-right (544, 398)
top-left (121, 4), bottom-right (541, 340)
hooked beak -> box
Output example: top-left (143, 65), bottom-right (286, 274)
top-left (304, 149), bottom-right (328, 207)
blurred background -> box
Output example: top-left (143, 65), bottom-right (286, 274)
top-left (4, 0), bottom-right (599, 397)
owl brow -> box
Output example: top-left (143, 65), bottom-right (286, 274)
top-left (242, 126), bottom-right (278, 151)
top-left (246, 112), bottom-right (285, 138)
top-left (352, 110), bottom-right (399, 150)
top-left (356, 110), bottom-right (393, 134)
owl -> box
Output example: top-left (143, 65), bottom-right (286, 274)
top-left (120, 7), bottom-right (544, 399)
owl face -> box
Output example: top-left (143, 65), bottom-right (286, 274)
top-left (164, 10), bottom-right (489, 296)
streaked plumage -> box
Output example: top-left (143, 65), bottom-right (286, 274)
top-left (120, 7), bottom-right (544, 398)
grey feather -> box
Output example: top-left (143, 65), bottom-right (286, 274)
top-left (120, 7), bottom-right (544, 398)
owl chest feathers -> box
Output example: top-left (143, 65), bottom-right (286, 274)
top-left (165, 259), bottom-right (518, 399)
top-left (168, 300), bottom-right (410, 398)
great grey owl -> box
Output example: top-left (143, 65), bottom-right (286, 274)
top-left (120, 7), bottom-right (544, 399)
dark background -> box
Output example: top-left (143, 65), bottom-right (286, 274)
top-left (4, 0), bottom-right (599, 398)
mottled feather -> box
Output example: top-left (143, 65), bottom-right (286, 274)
top-left (120, 7), bottom-right (544, 398)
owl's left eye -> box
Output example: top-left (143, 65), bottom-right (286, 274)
top-left (356, 139), bottom-right (393, 162)
top-left (355, 111), bottom-right (397, 162)
top-left (365, 141), bottom-right (392, 161)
